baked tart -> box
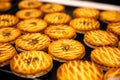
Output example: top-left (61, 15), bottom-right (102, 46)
top-left (16, 9), bottom-right (42, 19)
top-left (18, 0), bottom-right (43, 9)
top-left (15, 33), bottom-right (50, 51)
top-left (0, 43), bottom-right (17, 67)
top-left (69, 17), bottom-right (100, 33)
top-left (44, 12), bottom-right (71, 25)
top-left (0, 27), bottom-right (21, 43)
top-left (104, 68), bottom-right (120, 80)
top-left (17, 18), bottom-right (47, 33)
top-left (57, 60), bottom-right (104, 80)
top-left (73, 7), bottom-right (100, 18)
top-left (40, 3), bottom-right (65, 13)
top-left (100, 11), bottom-right (120, 23)
top-left (0, 2), bottom-right (11, 11)
top-left (91, 46), bottom-right (120, 70)
top-left (84, 30), bottom-right (118, 48)
top-left (48, 39), bottom-right (85, 62)
top-left (107, 22), bottom-right (120, 36)
top-left (10, 50), bottom-right (53, 78)
top-left (44, 25), bottom-right (76, 40)
top-left (0, 14), bottom-right (19, 27)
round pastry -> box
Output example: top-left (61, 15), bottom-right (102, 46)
top-left (40, 3), bottom-right (65, 13)
top-left (0, 43), bottom-right (17, 67)
top-left (91, 46), bottom-right (120, 70)
top-left (48, 39), bottom-right (85, 62)
top-left (69, 17), bottom-right (100, 33)
top-left (57, 60), bottom-right (104, 80)
top-left (0, 27), bottom-right (21, 43)
top-left (100, 11), bottom-right (120, 23)
top-left (16, 9), bottom-right (42, 19)
top-left (10, 50), bottom-right (53, 78)
top-left (44, 25), bottom-right (76, 40)
top-left (18, 0), bottom-right (43, 9)
top-left (0, 2), bottom-right (11, 11)
top-left (107, 22), bottom-right (120, 36)
top-left (0, 14), bottom-right (19, 27)
top-left (104, 68), bottom-right (120, 80)
top-left (84, 30), bottom-right (118, 48)
top-left (15, 33), bottom-right (50, 51)
top-left (73, 7), bottom-right (100, 18)
top-left (17, 18), bottom-right (47, 33)
top-left (44, 12), bottom-right (71, 25)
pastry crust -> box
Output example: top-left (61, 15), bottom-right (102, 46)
top-left (48, 39), bottom-right (85, 62)
top-left (69, 17), bottom-right (100, 33)
top-left (73, 7), bottom-right (100, 18)
top-left (104, 68), bottom-right (120, 80)
top-left (44, 25), bottom-right (76, 40)
top-left (0, 14), bottom-right (19, 27)
top-left (107, 22), bottom-right (120, 36)
top-left (0, 2), bottom-right (11, 11)
top-left (17, 19), bottom-right (47, 33)
top-left (57, 60), bottom-right (104, 80)
top-left (0, 43), bottom-right (17, 67)
top-left (44, 12), bottom-right (71, 25)
top-left (40, 3), bottom-right (65, 13)
top-left (16, 9), bottom-right (42, 19)
top-left (18, 0), bottom-right (43, 9)
top-left (91, 47), bottom-right (120, 69)
top-left (10, 50), bottom-right (53, 78)
top-left (0, 27), bottom-right (21, 43)
top-left (100, 11), bottom-right (120, 22)
top-left (84, 30), bottom-right (118, 48)
top-left (15, 33), bottom-right (50, 51)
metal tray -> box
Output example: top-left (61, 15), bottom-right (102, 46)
top-left (0, 0), bottom-right (111, 80)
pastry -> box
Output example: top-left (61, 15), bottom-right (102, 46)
top-left (118, 41), bottom-right (120, 48)
top-left (69, 17), bottom-right (100, 33)
top-left (16, 9), bottom-right (42, 19)
top-left (100, 11), bottom-right (120, 23)
top-left (40, 3), bottom-right (65, 13)
top-left (104, 68), bottom-right (120, 80)
top-left (44, 25), bottom-right (76, 40)
top-left (0, 2), bottom-right (11, 11)
top-left (15, 33), bottom-right (50, 52)
top-left (17, 18), bottom-right (47, 33)
top-left (0, 43), bottom-right (17, 67)
top-left (18, 0), bottom-right (43, 9)
top-left (73, 7), bottom-right (100, 18)
top-left (84, 30), bottom-right (118, 48)
top-left (44, 12), bottom-right (71, 25)
top-left (48, 39), bottom-right (85, 62)
top-left (0, 27), bottom-right (21, 43)
top-left (57, 60), bottom-right (104, 80)
top-left (10, 50), bottom-right (53, 78)
top-left (91, 46), bottom-right (120, 70)
top-left (0, 14), bottom-right (19, 27)
top-left (107, 22), bottom-right (120, 36)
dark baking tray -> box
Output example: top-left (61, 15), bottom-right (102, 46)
top-left (0, 0), bottom-right (110, 80)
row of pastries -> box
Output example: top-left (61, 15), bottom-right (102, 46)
top-left (0, 0), bottom-right (120, 79)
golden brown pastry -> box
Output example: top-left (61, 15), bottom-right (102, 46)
top-left (15, 33), bottom-right (50, 52)
top-left (17, 18), bottom-right (47, 33)
top-left (0, 43), bottom-right (17, 67)
top-left (0, 2), bottom-right (11, 11)
top-left (10, 50), bottom-right (53, 78)
top-left (91, 46), bottom-right (120, 70)
top-left (44, 25), bottom-right (76, 40)
top-left (84, 30), bottom-right (118, 48)
top-left (104, 68), bottom-right (120, 80)
top-left (44, 12), bottom-right (71, 25)
top-left (57, 60), bottom-right (104, 80)
top-left (40, 3), bottom-right (65, 13)
top-left (73, 7), bottom-right (100, 18)
top-left (48, 39), bottom-right (85, 62)
top-left (69, 17), bottom-right (100, 33)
